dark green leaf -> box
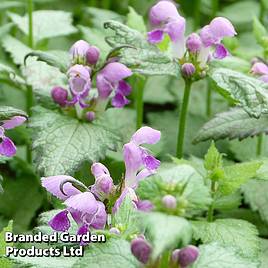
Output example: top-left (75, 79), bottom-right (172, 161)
top-left (0, 221), bottom-right (13, 268)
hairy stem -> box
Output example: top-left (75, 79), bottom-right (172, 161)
top-left (207, 180), bottom-right (216, 222)
top-left (176, 80), bottom-right (192, 158)
top-left (27, 0), bottom-right (34, 163)
top-left (257, 134), bottom-right (263, 156)
top-left (206, 82), bottom-right (212, 117)
top-left (136, 76), bottom-right (145, 130)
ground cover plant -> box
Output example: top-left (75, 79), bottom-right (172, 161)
top-left (1, 0), bottom-right (268, 267)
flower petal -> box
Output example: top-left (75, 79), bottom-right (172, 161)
top-left (48, 210), bottom-right (70, 232)
top-left (100, 62), bottom-right (132, 82)
top-left (260, 75), bottom-right (268, 83)
top-left (67, 64), bottom-right (91, 80)
top-left (143, 154), bottom-right (161, 170)
top-left (200, 25), bottom-right (215, 47)
top-left (117, 80), bottom-right (132, 96)
top-left (77, 224), bottom-right (90, 246)
top-left (131, 126), bottom-right (161, 145)
top-left (91, 163), bottom-right (110, 178)
top-left (0, 137), bottom-right (16, 157)
top-left (41, 175), bottom-right (81, 200)
top-left (213, 44), bottom-right (229, 59)
top-left (251, 62), bottom-right (268, 75)
top-left (147, 29), bottom-right (164, 44)
top-left (96, 74), bottom-right (113, 99)
top-left (136, 200), bottom-right (154, 212)
top-left (89, 201), bottom-right (107, 229)
top-left (209, 17), bottom-right (236, 40)
top-left (2, 116), bottom-right (26, 130)
top-left (111, 92), bottom-right (130, 108)
top-left (64, 192), bottom-right (98, 214)
top-left (165, 17), bottom-right (185, 42)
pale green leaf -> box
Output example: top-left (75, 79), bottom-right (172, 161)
top-left (253, 17), bottom-right (267, 46)
top-left (126, 7), bottom-right (146, 33)
top-left (243, 179), bottom-right (268, 224)
top-left (210, 57), bottom-right (250, 73)
top-left (219, 161), bottom-right (262, 195)
top-left (192, 219), bottom-right (260, 258)
top-left (8, 11), bottom-right (77, 43)
top-left (141, 212), bottom-right (192, 259)
top-left (104, 20), bottom-right (180, 76)
top-left (0, 106), bottom-right (27, 120)
top-left (193, 242), bottom-right (259, 268)
top-left (30, 106), bottom-right (120, 176)
top-left (0, 1), bottom-right (24, 10)
top-left (209, 68), bottom-right (268, 118)
top-left (260, 238), bottom-right (268, 268)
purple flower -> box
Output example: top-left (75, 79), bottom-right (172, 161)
top-left (96, 62), bottom-right (132, 108)
top-left (148, 1), bottom-right (186, 59)
top-left (186, 33), bottom-right (202, 53)
top-left (0, 115), bottom-right (27, 157)
top-left (172, 245), bottom-right (199, 268)
top-left (86, 46), bottom-right (100, 65)
top-left (162, 194), bottom-right (177, 209)
top-left (90, 163), bottom-right (114, 201)
top-left (181, 63), bottom-right (196, 78)
top-left (251, 62), bottom-right (268, 83)
top-left (70, 40), bottom-right (91, 64)
top-left (51, 87), bottom-right (68, 107)
top-left (136, 199), bottom-right (154, 212)
top-left (67, 65), bottom-right (91, 108)
top-left (199, 17), bottom-right (236, 66)
top-left (131, 237), bottom-right (152, 264)
top-left (85, 111), bottom-right (95, 122)
top-left (41, 175), bottom-right (107, 235)
top-left (123, 127), bottom-right (161, 188)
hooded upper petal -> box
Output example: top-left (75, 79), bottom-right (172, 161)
top-left (91, 163), bottom-right (110, 178)
top-left (41, 175), bottom-right (81, 200)
top-left (131, 126), bottom-right (161, 146)
top-left (100, 62), bottom-right (132, 82)
top-left (2, 116), bottom-right (27, 130)
top-left (251, 62), bottom-right (268, 75)
top-left (64, 192), bottom-right (98, 214)
top-left (209, 17), bottom-right (236, 40)
top-left (70, 40), bottom-right (91, 59)
top-left (87, 201), bottom-right (107, 229)
top-left (67, 64), bottom-right (91, 81)
top-left (165, 16), bottom-right (186, 42)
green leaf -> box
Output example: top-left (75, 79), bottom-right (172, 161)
top-left (253, 17), bottom-right (267, 46)
top-left (214, 191), bottom-right (242, 211)
top-left (219, 161), bottom-right (262, 195)
top-left (126, 7), bottom-right (146, 33)
top-left (0, 62), bottom-right (25, 86)
top-left (0, 1), bottom-right (24, 10)
top-left (2, 35), bottom-right (32, 65)
top-left (30, 106), bottom-right (120, 176)
top-left (104, 20), bottom-right (180, 77)
top-left (141, 212), bottom-right (192, 259)
top-left (209, 68), bottom-right (268, 118)
top-left (210, 57), bottom-right (250, 73)
top-left (260, 238), bottom-right (268, 268)
top-left (193, 242), bottom-right (259, 268)
top-left (8, 11), bottom-right (77, 44)
top-left (242, 179), bottom-right (268, 225)
top-left (194, 108), bottom-right (268, 143)
top-left (25, 50), bottom-right (70, 73)
top-left (0, 221), bottom-right (13, 268)
top-left (75, 238), bottom-right (139, 268)
top-left (112, 195), bottom-right (139, 238)
top-left (137, 163), bottom-right (211, 215)
top-left (0, 23), bottom-right (14, 38)
top-left (204, 141), bottom-right (225, 181)
top-left (192, 219), bottom-right (260, 258)
top-left (0, 106), bottom-right (27, 120)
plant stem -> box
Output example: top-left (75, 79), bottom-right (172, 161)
top-left (176, 80), bottom-right (192, 158)
top-left (194, 0), bottom-right (201, 29)
top-left (136, 76), bottom-right (145, 130)
top-left (257, 134), bottom-right (263, 156)
top-left (206, 82), bottom-right (212, 117)
top-left (207, 180), bottom-right (216, 222)
top-left (27, 0), bottom-right (34, 163)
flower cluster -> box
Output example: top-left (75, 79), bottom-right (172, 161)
top-left (251, 61), bottom-right (268, 83)
top-left (41, 126), bottom-right (161, 243)
top-left (0, 116), bottom-right (27, 157)
top-left (147, 0), bottom-right (236, 79)
top-left (51, 40), bottom-right (133, 121)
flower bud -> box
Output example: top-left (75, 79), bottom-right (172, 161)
top-left (181, 63), bottom-right (196, 78)
top-left (131, 237), bottom-right (152, 264)
top-left (172, 245), bottom-right (199, 268)
top-left (86, 46), bottom-right (100, 65)
top-left (91, 175), bottom-right (114, 200)
top-left (51, 87), bottom-right (68, 106)
top-left (85, 111), bottom-right (95, 122)
top-left (186, 33), bottom-right (202, 53)
top-left (109, 227), bottom-right (120, 235)
top-left (70, 40), bottom-right (90, 64)
top-left (136, 200), bottom-right (154, 212)
top-left (162, 194), bottom-right (177, 209)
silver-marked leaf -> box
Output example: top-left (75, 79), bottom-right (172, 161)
top-left (194, 108), bottom-right (268, 143)
top-left (24, 50), bottom-right (70, 73)
top-left (193, 243), bottom-right (259, 268)
top-left (30, 106), bottom-right (120, 176)
top-left (210, 57), bottom-right (250, 73)
top-left (209, 68), bottom-right (268, 118)
top-left (192, 219), bottom-right (260, 258)
top-left (2, 35), bottom-right (32, 65)
top-left (104, 20), bottom-right (180, 76)
top-left (141, 212), bottom-right (192, 259)
top-left (8, 11), bottom-right (77, 44)
top-left (75, 238), bottom-right (139, 268)
top-left (0, 106), bottom-right (27, 120)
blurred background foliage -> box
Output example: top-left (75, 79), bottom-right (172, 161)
top-left (0, 0), bottom-right (267, 233)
